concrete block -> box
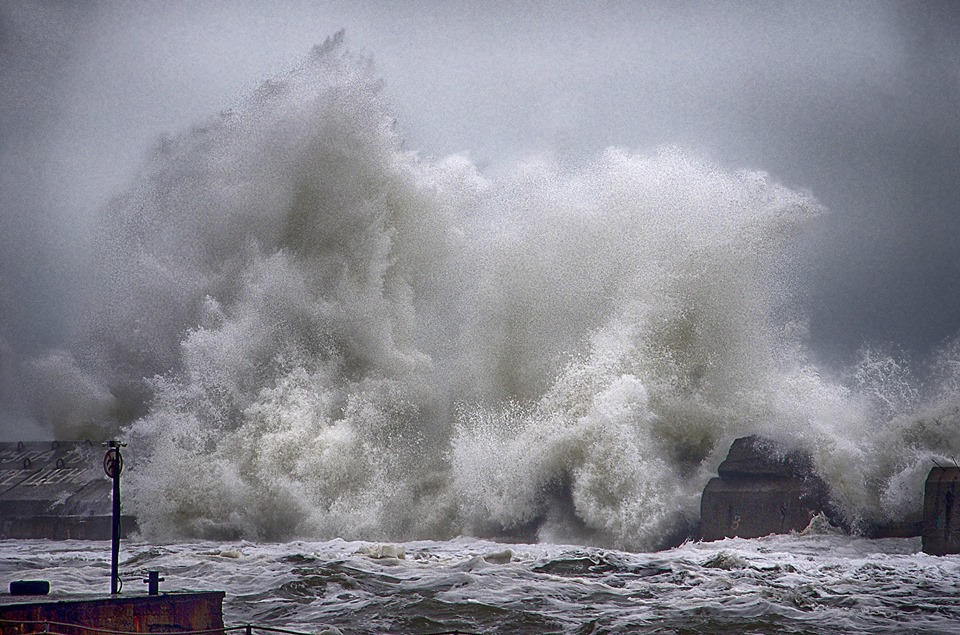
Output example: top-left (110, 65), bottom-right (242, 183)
top-left (922, 466), bottom-right (960, 555)
top-left (700, 435), bottom-right (828, 541)
top-left (717, 435), bottom-right (814, 479)
top-left (701, 475), bottom-right (826, 541)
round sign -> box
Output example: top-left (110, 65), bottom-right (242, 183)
top-left (103, 448), bottom-right (123, 478)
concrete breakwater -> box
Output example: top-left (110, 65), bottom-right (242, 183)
top-left (2, 437), bottom-right (956, 554)
top-left (0, 442), bottom-right (137, 540)
top-left (700, 435), bottom-right (960, 555)
top-left (699, 435), bottom-right (830, 541)
top-left (923, 466), bottom-right (960, 555)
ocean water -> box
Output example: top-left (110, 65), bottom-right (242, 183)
top-left (3, 531), bottom-right (960, 634)
top-left (8, 31), bottom-right (960, 633)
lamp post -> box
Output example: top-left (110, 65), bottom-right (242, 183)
top-left (103, 440), bottom-right (125, 594)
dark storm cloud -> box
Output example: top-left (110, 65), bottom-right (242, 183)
top-left (0, 1), bottom-right (95, 435)
top-left (0, 2), bottom-right (89, 349)
top-left (796, 2), bottom-right (960, 363)
top-left (1, 0), bottom-right (959, 434)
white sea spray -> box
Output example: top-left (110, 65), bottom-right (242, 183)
top-left (22, 33), bottom-right (960, 548)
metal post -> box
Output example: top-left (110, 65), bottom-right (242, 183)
top-left (104, 440), bottom-right (125, 595)
top-left (111, 441), bottom-right (121, 594)
top-left (144, 570), bottom-right (164, 595)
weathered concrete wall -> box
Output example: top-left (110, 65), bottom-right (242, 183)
top-left (701, 476), bottom-right (826, 541)
top-left (923, 466), bottom-right (960, 555)
top-left (701, 436), bottom-right (828, 541)
top-left (0, 442), bottom-right (138, 540)
top-left (0, 515), bottom-right (137, 541)
top-left (0, 592), bottom-right (224, 635)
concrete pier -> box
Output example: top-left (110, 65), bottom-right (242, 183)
top-left (0, 442), bottom-right (137, 540)
top-left (922, 466), bottom-right (960, 555)
top-left (700, 436), bottom-right (828, 541)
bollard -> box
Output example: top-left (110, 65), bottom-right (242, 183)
top-left (143, 571), bottom-right (165, 595)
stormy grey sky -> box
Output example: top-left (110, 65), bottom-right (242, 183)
top-left (1, 0), bottom-right (959, 422)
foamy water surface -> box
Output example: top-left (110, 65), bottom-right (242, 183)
top-left (3, 531), bottom-right (960, 634)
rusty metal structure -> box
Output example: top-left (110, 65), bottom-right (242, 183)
top-left (0, 592), bottom-right (225, 635)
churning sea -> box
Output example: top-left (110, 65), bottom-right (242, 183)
top-left (3, 529), bottom-right (960, 634)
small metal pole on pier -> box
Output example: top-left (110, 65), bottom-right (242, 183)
top-left (103, 440), bottom-right (126, 594)
top-left (143, 570), bottom-right (164, 595)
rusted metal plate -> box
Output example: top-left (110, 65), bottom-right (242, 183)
top-left (0, 592), bottom-right (225, 635)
